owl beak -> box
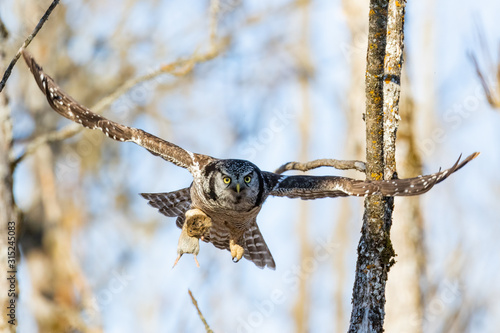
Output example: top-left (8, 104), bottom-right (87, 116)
top-left (236, 183), bottom-right (241, 193)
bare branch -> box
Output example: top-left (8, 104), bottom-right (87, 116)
top-left (0, 15), bottom-right (19, 333)
top-left (274, 158), bottom-right (366, 174)
top-left (469, 21), bottom-right (500, 109)
top-left (469, 52), bottom-right (499, 108)
top-left (0, 0), bottom-right (60, 93)
top-left (11, 122), bottom-right (81, 167)
top-left (12, 38), bottom-right (230, 168)
top-left (188, 289), bottom-right (214, 333)
top-left (92, 39), bottom-right (229, 113)
top-left (209, 0), bottom-right (221, 48)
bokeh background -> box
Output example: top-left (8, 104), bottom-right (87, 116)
top-left (1, 0), bottom-right (500, 332)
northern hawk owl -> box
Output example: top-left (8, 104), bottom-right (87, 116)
top-left (23, 52), bottom-right (479, 270)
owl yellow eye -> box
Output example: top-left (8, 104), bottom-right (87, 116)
top-left (244, 176), bottom-right (252, 183)
top-left (223, 176), bottom-right (231, 184)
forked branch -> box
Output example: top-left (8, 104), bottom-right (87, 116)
top-left (274, 158), bottom-right (366, 174)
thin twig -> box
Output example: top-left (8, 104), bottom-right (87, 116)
top-left (469, 21), bottom-right (500, 109)
top-left (469, 52), bottom-right (499, 108)
top-left (274, 158), bottom-right (366, 174)
top-left (11, 38), bottom-right (230, 168)
top-left (95, 39), bottom-right (227, 113)
top-left (209, 0), bottom-right (220, 49)
top-left (11, 123), bottom-right (81, 167)
top-left (0, 0), bottom-right (60, 93)
top-left (188, 289), bottom-right (214, 333)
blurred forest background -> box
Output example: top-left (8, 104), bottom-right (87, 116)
top-left (1, 0), bottom-right (500, 332)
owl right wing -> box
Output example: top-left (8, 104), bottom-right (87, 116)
top-left (140, 188), bottom-right (192, 229)
top-left (23, 51), bottom-right (214, 173)
top-left (265, 152), bottom-right (479, 200)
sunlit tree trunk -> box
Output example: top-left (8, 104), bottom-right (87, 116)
top-left (385, 72), bottom-right (425, 333)
top-left (0, 19), bottom-right (18, 333)
top-left (334, 0), bottom-right (369, 331)
top-left (348, 1), bottom-right (405, 331)
top-left (386, 5), bottom-right (437, 330)
top-left (292, 1), bottom-right (313, 331)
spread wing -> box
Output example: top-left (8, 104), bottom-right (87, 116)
top-left (23, 51), bottom-right (214, 172)
top-left (140, 188), bottom-right (192, 228)
top-left (266, 153), bottom-right (479, 200)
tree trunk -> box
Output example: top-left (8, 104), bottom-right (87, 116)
top-left (0, 20), bottom-right (18, 333)
top-left (292, 2), bottom-right (313, 331)
top-left (335, 0), bottom-right (368, 331)
top-left (385, 71), bottom-right (425, 333)
top-left (348, 1), bottom-right (405, 332)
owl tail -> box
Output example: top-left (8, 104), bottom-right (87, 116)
top-left (242, 219), bottom-right (276, 270)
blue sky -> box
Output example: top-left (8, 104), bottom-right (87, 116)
top-left (3, 0), bottom-right (500, 332)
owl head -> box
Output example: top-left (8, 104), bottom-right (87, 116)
top-left (202, 159), bottom-right (263, 211)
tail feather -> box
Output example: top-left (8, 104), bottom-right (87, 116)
top-left (242, 219), bottom-right (276, 270)
top-left (202, 218), bottom-right (276, 270)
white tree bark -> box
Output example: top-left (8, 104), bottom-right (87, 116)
top-left (0, 20), bottom-right (18, 333)
top-left (348, 1), bottom-right (405, 331)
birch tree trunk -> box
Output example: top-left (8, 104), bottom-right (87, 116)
top-left (292, 1), bottom-right (313, 331)
top-left (335, 0), bottom-right (368, 331)
top-left (348, 1), bottom-right (405, 332)
top-left (0, 20), bottom-right (18, 333)
top-left (385, 73), bottom-right (425, 333)
top-left (386, 3), bottom-right (437, 330)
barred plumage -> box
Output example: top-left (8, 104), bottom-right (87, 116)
top-left (266, 152), bottom-right (479, 200)
top-left (141, 188), bottom-right (191, 228)
top-left (23, 51), bottom-right (479, 270)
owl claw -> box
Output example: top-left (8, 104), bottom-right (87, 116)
top-left (229, 239), bottom-right (244, 263)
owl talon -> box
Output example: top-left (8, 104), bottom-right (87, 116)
top-left (229, 239), bottom-right (244, 262)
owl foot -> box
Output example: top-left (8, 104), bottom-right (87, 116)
top-left (230, 239), bottom-right (244, 263)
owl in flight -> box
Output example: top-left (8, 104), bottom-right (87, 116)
top-left (23, 52), bottom-right (479, 270)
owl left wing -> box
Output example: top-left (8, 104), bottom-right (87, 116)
top-left (23, 51), bottom-right (213, 172)
top-left (265, 152), bottom-right (479, 200)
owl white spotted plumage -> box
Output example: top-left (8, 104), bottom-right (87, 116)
top-left (23, 51), bottom-right (480, 270)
